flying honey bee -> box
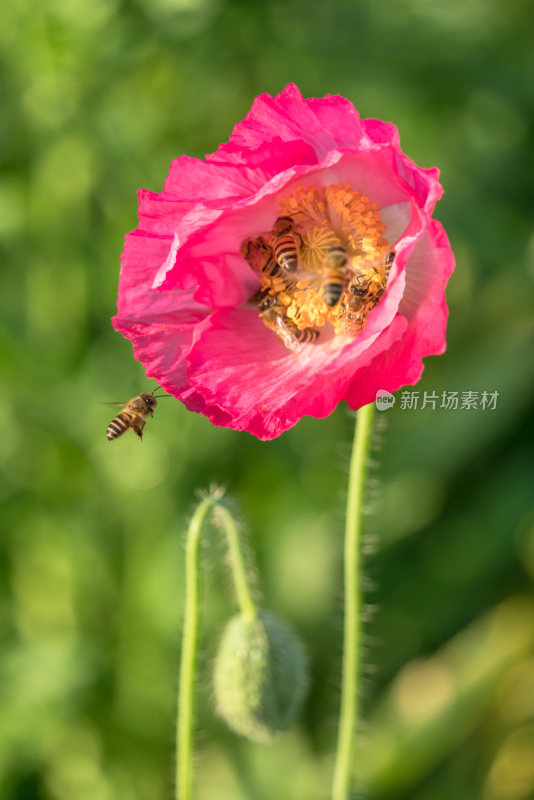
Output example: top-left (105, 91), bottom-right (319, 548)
top-left (270, 216), bottom-right (302, 274)
top-left (259, 296), bottom-right (319, 351)
top-left (105, 389), bottom-right (167, 441)
top-left (320, 245), bottom-right (350, 307)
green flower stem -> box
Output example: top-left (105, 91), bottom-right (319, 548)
top-left (332, 403), bottom-right (376, 800)
top-left (216, 505), bottom-right (258, 622)
top-left (176, 497), bottom-right (216, 800)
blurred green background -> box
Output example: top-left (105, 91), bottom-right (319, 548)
top-left (2, 0), bottom-right (534, 798)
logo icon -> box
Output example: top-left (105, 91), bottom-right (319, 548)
top-left (375, 390), bottom-right (395, 411)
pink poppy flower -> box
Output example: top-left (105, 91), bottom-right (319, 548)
top-left (112, 84), bottom-right (454, 440)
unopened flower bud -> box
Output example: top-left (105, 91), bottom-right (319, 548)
top-left (213, 611), bottom-right (308, 743)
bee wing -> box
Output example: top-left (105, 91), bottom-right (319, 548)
top-left (350, 249), bottom-right (391, 275)
top-left (272, 314), bottom-right (289, 334)
top-left (293, 270), bottom-right (324, 295)
top-left (271, 315), bottom-right (302, 353)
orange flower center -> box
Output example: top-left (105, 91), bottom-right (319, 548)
top-left (241, 184), bottom-right (393, 350)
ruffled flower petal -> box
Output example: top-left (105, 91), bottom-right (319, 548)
top-left (344, 219), bottom-right (455, 409)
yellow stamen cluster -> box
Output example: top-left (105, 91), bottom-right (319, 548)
top-left (243, 184), bottom-right (392, 345)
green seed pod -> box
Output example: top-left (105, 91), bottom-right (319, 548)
top-left (213, 611), bottom-right (308, 743)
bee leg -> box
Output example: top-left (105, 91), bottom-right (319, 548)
top-left (131, 417), bottom-right (146, 440)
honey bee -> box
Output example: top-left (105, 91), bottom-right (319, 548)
top-left (241, 236), bottom-right (295, 295)
top-left (370, 250), bottom-right (394, 301)
top-left (320, 245), bottom-right (349, 307)
top-left (106, 389), bottom-right (166, 441)
top-left (259, 296), bottom-right (319, 351)
top-left (271, 216), bottom-right (302, 274)
top-left (343, 250), bottom-right (395, 333)
top-left (351, 250), bottom-right (394, 305)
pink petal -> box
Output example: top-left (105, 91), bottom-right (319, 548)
top-left (344, 219), bottom-right (455, 409)
top-left (361, 117), bottom-right (443, 216)
top-left (214, 84), bottom-right (340, 162)
top-left (112, 226), bottom-right (210, 392)
top-left (182, 308), bottom-right (408, 440)
top-left (306, 94), bottom-right (366, 149)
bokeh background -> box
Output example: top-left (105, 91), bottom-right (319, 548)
top-left (2, 0), bottom-right (534, 798)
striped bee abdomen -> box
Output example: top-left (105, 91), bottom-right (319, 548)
top-left (261, 253), bottom-right (296, 293)
top-left (322, 246), bottom-right (349, 307)
top-left (273, 234), bottom-right (299, 274)
top-left (295, 327), bottom-right (319, 344)
top-left (271, 216), bottom-right (301, 274)
top-left (322, 276), bottom-right (345, 307)
top-left (106, 410), bottom-right (133, 440)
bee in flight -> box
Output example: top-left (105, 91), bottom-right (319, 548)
top-left (105, 388), bottom-right (167, 441)
top-left (270, 216), bottom-right (302, 274)
top-left (259, 295), bottom-right (319, 352)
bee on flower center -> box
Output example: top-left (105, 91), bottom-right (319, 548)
top-left (241, 185), bottom-right (393, 343)
top-left (241, 236), bottom-right (295, 295)
top-left (343, 250), bottom-right (395, 333)
top-left (320, 245), bottom-right (350, 307)
top-left (270, 216), bottom-right (302, 274)
top-left (259, 295), bottom-right (319, 351)
top-left (351, 250), bottom-right (394, 304)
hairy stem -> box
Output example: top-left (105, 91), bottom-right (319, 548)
top-left (176, 497), bottom-right (216, 800)
top-left (332, 403), bottom-right (375, 800)
top-left (216, 505), bottom-right (258, 622)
